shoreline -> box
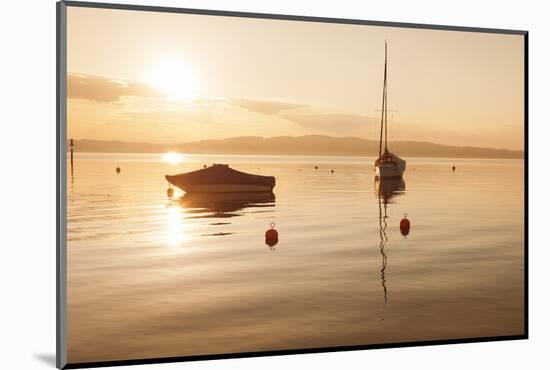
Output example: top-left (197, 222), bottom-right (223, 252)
top-left (65, 151), bottom-right (524, 160)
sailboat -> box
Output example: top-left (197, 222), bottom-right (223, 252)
top-left (374, 42), bottom-right (406, 179)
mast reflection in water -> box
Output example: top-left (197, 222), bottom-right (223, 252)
top-left (375, 178), bottom-right (406, 303)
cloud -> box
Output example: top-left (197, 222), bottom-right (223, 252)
top-left (229, 98), bottom-right (307, 115)
top-left (122, 109), bottom-right (212, 123)
top-left (281, 113), bottom-right (375, 132)
top-left (68, 73), bottom-right (160, 103)
top-left (194, 97), bottom-right (227, 105)
top-left (224, 97), bottom-right (375, 133)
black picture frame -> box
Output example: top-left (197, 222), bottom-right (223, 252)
top-left (56, 1), bottom-right (529, 368)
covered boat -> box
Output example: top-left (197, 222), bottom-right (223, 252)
top-left (374, 42), bottom-right (406, 179)
top-left (165, 164), bottom-right (275, 193)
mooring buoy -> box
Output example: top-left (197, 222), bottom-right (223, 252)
top-left (400, 213), bottom-right (411, 236)
top-left (265, 222), bottom-right (279, 248)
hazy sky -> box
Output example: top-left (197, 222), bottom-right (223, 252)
top-left (67, 6), bottom-right (525, 150)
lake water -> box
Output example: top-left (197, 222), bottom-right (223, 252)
top-left (66, 153), bottom-right (525, 363)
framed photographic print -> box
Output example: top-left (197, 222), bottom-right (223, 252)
top-left (57, 1), bottom-right (528, 368)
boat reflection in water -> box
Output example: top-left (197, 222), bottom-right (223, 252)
top-left (178, 191), bottom-right (276, 219)
top-left (375, 178), bottom-right (406, 303)
top-left (375, 178), bottom-right (406, 206)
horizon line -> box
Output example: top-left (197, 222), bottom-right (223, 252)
top-left (70, 135), bottom-right (524, 153)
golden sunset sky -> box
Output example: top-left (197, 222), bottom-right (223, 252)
top-left (67, 6), bottom-right (524, 150)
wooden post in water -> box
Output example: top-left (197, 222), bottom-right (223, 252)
top-left (70, 138), bottom-right (74, 176)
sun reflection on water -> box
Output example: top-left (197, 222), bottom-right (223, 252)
top-left (166, 205), bottom-right (191, 247)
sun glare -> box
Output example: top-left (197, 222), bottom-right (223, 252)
top-left (166, 206), bottom-right (190, 247)
top-left (150, 59), bottom-right (197, 100)
top-left (163, 152), bottom-right (184, 164)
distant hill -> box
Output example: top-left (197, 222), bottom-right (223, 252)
top-left (70, 135), bottom-right (523, 159)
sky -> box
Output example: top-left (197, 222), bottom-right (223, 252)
top-left (67, 6), bottom-right (525, 150)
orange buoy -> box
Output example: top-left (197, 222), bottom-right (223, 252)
top-left (265, 222), bottom-right (278, 247)
top-left (116, 166), bottom-right (121, 174)
top-left (167, 187), bottom-right (174, 198)
top-left (314, 166), bottom-right (318, 170)
top-left (400, 213), bottom-right (410, 236)
top-left (452, 165), bottom-right (456, 171)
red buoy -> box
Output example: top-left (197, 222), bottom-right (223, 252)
top-left (265, 222), bottom-right (278, 248)
top-left (400, 213), bottom-right (410, 236)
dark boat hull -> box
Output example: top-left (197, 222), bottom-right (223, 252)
top-left (166, 164), bottom-right (276, 193)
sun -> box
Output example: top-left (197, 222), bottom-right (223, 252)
top-left (163, 152), bottom-right (184, 164)
top-left (150, 59), bottom-right (197, 100)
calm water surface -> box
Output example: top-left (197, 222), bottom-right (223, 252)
top-left (67, 153), bottom-right (524, 363)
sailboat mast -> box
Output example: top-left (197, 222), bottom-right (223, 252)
top-left (384, 42), bottom-right (388, 153)
top-left (378, 42), bottom-right (388, 159)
